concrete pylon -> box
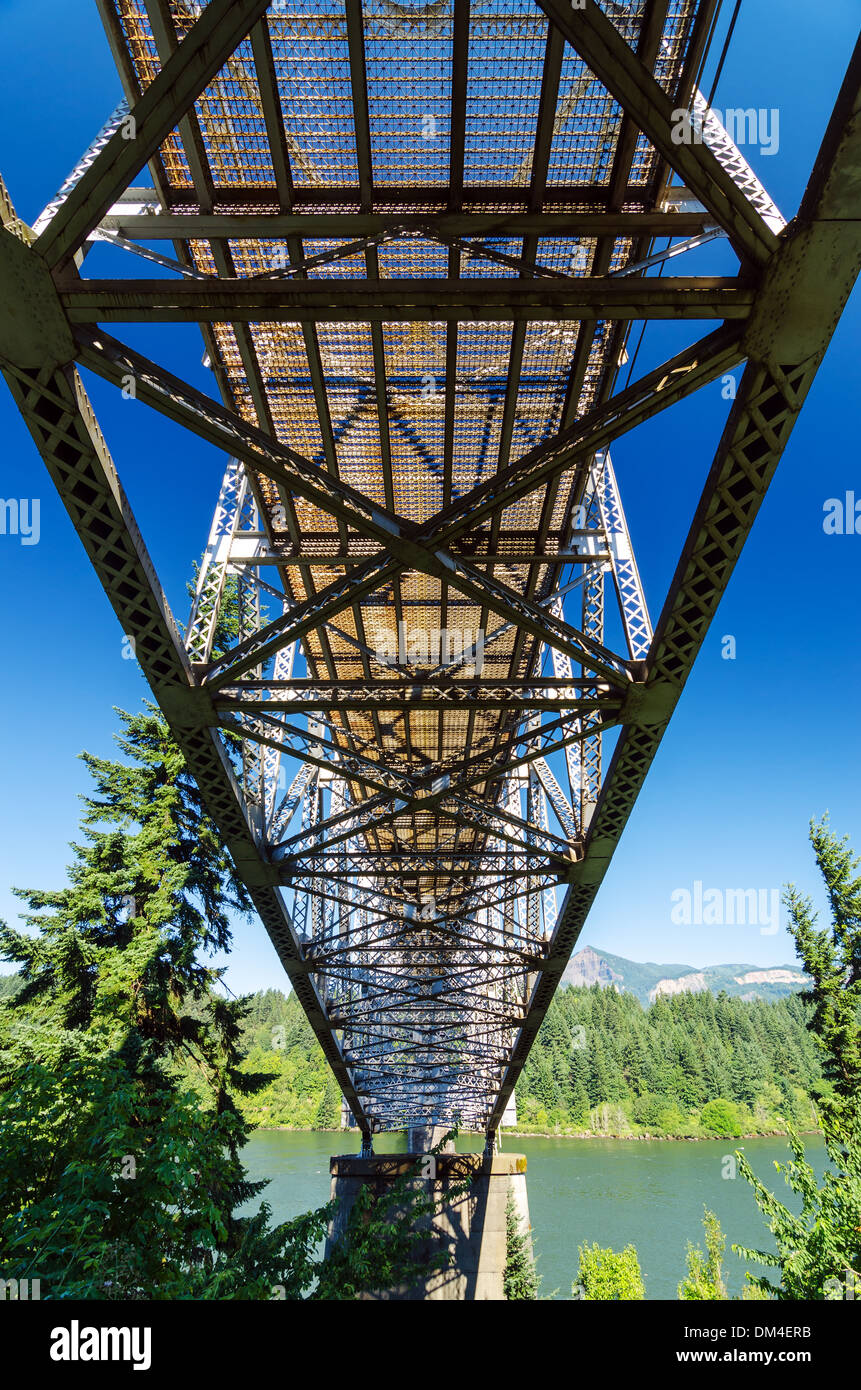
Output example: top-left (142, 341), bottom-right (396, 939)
top-left (405, 1122), bottom-right (455, 1153)
top-left (325, 1149), bottom-right (531, 1300)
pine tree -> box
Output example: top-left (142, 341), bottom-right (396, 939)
top-left (503, 1192), bottom-right (539, 1299)
top-left (570, 1079), bottom-right (590, 1125)
top-left (588, 1033), bottom-right (611, 1106)
top-left (534, 1051), bottom-right (562, 1112)
top-left (0, 705), bottom-right (472, 1300)
top-left (0, 706), bottom-right (319, 1298)
top-left (734, 818), bottom-right (861, 1300)
top-left (315, 1074), bottom-right (341, 1129)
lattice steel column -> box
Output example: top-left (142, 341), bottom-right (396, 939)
top-left (580, 480), bottom-right (605, 832)
top-left (595, 450), bottom-right (652, 662)
top-left (186, 457), bottom-right (245, 665)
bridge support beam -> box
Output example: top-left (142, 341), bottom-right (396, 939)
top-left (325, 1152), bottom-right (530, 1301)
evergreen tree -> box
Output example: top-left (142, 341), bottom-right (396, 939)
top-left (0, 706), bottom-right (312, 1298)
top-left (534, 1051), bottom-right (562, 1112)
top-left (570, 1079), bottom-right (590, 1126)
top-left (675, 1034), bottom-right (706, 1107)
top-left (587, 1033), bottom-right (612, 1106)
top-left (734, 818), bottom-right (861, 1300)
top-left (0, 707), bottom-right (469, 1300)
top-left (503, 1192), bottom-right (539, 1299)
top-left (314, 1074), bottom-right (342, 1129)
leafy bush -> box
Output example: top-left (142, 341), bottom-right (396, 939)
top-left (576, 1242), bottom-right (645, 1300)
top-left (700, 1098), bottom-right (741, 1136)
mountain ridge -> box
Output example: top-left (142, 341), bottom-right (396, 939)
top-left (561, 945), bottom-right (809, 1006)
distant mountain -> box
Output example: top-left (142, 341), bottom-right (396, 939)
top-left (561, 946), bottom-right (809, 1006)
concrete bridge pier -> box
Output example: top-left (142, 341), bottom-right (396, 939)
top-left (325, 1145), bottom-right (531, 1300)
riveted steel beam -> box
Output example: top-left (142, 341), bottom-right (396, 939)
top-left (97, 210), bottom-right (715, 241)
top-left (59, 274), bottom-right (755, 322)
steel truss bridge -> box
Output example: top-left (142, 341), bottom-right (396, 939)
top-left (1, 1), bottom-right (858, 1150)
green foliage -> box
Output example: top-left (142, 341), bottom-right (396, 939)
top-left (233, 990), bottom-right (344, 1130)
top-left (678, 1209), bottom-right (728, 1300)
top-left (0, 705), bottom-right (472, 1301)
top-left (0, 1052), bottom-right (329, 1299)
top-left (733, 818), bottom-right (861, 1300)
top-left (576, 1242), bottom-right (645, 1300)
top-left (0, 705), bottom-right (329, 1299)
top-left (700, 1098), bottom-right (741, 1137)
top-left (217, 966), bottom-right (823, 1145)
top-left (515, 982), bottom-right (820, 1138)
top-left (234, 977), bottom-right (823, 1143)
top-left (503, 1192), bottom-right (539, 1299)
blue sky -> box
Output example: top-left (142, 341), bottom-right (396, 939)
top-left (0, 0), bottom-right (858, 993)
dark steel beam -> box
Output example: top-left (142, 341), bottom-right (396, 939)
top-left (449, 0), bottom-right (470, 210)
top-left (106, 181), bottom-right (689, 208)
top-left (59, 275), bottom-right (754, 322)
top-left (249, 19), bottom-right (294, 209)
top-left (345, 0), bottom-right (373, 207)
top-left (225, 551), bottom-right (610, 567)
top-left (99, 211), bottom-right (714, 240)
top-left (145, 0), bottom-right (215, 213)
top-left (215, 682), bottom-right (616, 712)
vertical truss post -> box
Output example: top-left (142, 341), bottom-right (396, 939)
top-left (186, 457), bottom-right (246, 665)
top-left (595, 451), bottom-right (653, 662)
top-left (580, 477), bottom-right (605, 831)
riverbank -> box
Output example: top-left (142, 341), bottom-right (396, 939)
top-left (252, 1122), bottom-right (814, 1143)
top-left (503, 1126), bottom-right (817, 1142)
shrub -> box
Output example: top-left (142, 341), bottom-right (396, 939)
top-left (576, 1243), bottom-right (645, 1300)
top-left (700, 1098), bottom-right (741, 1136)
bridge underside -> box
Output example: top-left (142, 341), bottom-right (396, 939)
top-left (1, 1), bottom-right (858, 1145)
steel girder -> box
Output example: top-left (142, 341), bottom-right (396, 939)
top-left (1, 1), bottom-right (858, 1142)
top-left (57, 276), bottom-right (755, 321)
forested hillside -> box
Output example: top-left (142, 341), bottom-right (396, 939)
top-left (516, 983), bottom-right (821, 1137)
top-left (236, 988), bottom-right (342, 1130)
top-left (228, 982), bottom-right (824, 1139)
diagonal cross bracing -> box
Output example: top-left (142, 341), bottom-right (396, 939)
top-left (1, 2), bottom-right (858, 1144)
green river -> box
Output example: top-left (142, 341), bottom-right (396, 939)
top-left (242, 1129), bottom-right (828, 1299)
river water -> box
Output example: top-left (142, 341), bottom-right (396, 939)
top-left (242, 1128), bottom-right (828, 1300)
